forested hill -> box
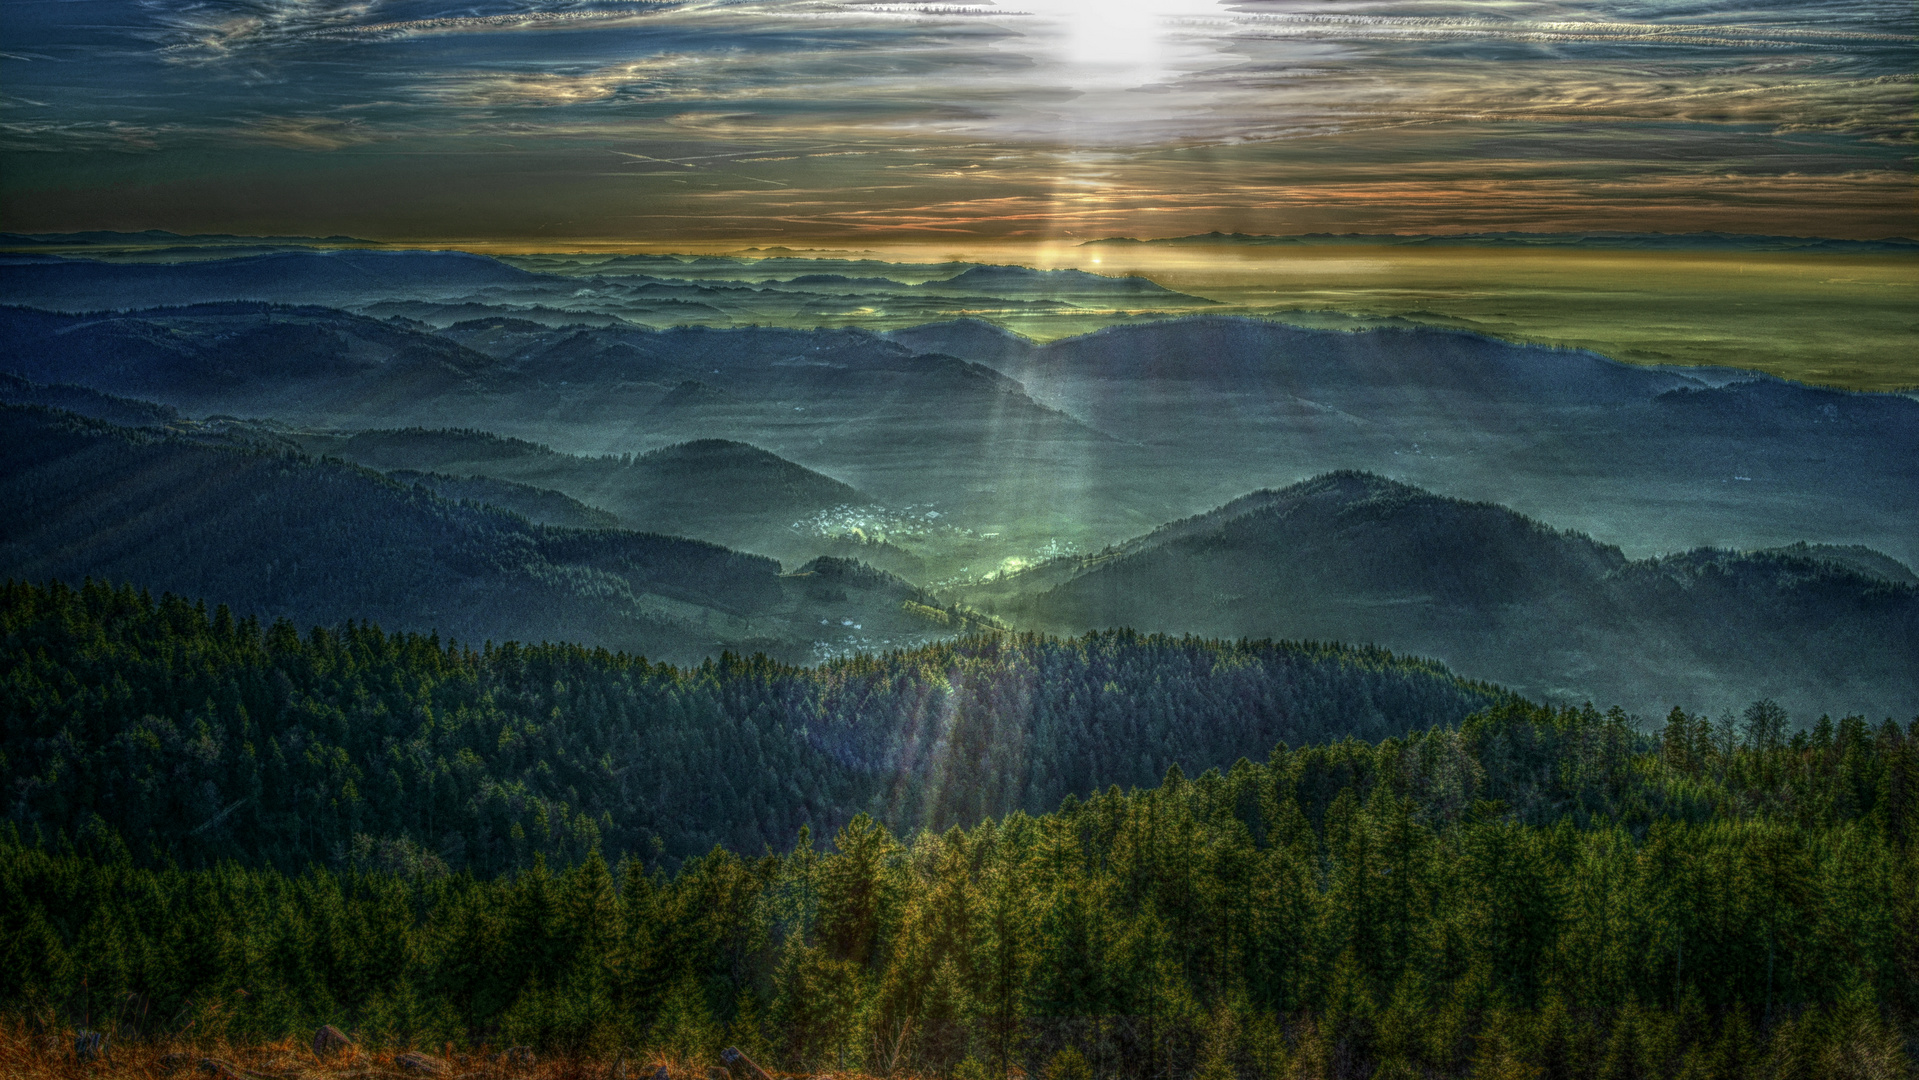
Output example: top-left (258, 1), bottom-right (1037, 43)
top-left (0, 371), bottom-right (179, 428)
top-left (3, 694), bottom-right (1912, 1075)
top-left (974, 471), bottom-right (1919, 718)
top-left (313, 428), bottom-right (870, 554)
top-left (0, 579), bottom-right (1504, 873)
top-left (0, 404), bottom-right (906, 666)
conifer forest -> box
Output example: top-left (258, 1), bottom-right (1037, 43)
top-left (3, 580), bottom-right (1914, 1078)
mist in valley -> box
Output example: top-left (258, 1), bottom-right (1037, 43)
top-left (2, 241), bottom-right (1914, 723)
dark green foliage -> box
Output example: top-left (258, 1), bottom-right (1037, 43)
top-left (385, 470), bottom-right (621, 529)
top-left (0, 579), bottom-right (1499, 873)
top-left (1, 694), bottom-right (1913, 1076)
top-left (0, 371), bottom-right (179, 428)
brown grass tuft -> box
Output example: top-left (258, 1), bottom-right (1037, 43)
top-left (0, 1027), bottom-right (871, 1080)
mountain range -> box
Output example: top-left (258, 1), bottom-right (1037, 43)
top-left (1080, 231), bottom-right (1919, 253)
top-left (960, 472), bottom-right (1917, 718)
top-left (0, 404), bottom-right (984, 665)
top-left (309, 427), bottom-right (868, 559)
top-left (2, 256), bottom-right (1915, 720)
top-left (0, 250), bottom-right (544, 310)
top-left (887, 316), bottom-right (1919, 574)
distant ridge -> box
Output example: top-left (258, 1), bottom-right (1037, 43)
top-left (0, 229), bottom-right (379, 247)
top-left (0, 403), bottom-right (976, 665)
top-left (979, 471), bottom-right (1918, 718)
top-left (317, 427), bottom-right (871, 556)
top-left (0, 249), bottom-right (550, 311)
top-left (922, 264), bottom-right (1206, 298)
top-left (0, 403), bottom-right (786, 663)
top-left (0, 372), bottom-right (180, 428)
top-left (1081, 231), bottom-right (1919, 254)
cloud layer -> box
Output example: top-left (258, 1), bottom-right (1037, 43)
top-left (1, 0), bottom-right (1912, 239)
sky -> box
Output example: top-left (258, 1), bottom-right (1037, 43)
top-left (1, 0), bottom-right (1913, 243)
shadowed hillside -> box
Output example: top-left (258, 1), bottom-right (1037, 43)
top-left (967, 472), bottom-right (1919, 718)
top-left (0, 578), bottom-right (1502, 870)
top-left (0, 249), bottom-right (548, 309)
top-left (0, 371), bottom-right (179, 427)
top-left (0, 303), bottom-right (513, 418)
top-left (313, 428), bottom-right (869, 561)
top-left (385, 470), bottom-right (622, 529)
top-left (0, 406), bottom-right (953, 664)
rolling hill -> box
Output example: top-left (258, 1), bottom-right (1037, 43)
top-left (0, 249), bottom-right (548, 310)
top-left (918, 264), bottom-right (1210, 301)
top-left (966, 472), bottom-right (1919, 718)
top-left (0, 576), bottom-right (1505, 871)
top-left (0, 371), bottom-right (179, 427)
top-left (308, 428), bottom-right (870, 561)
top-left (385, 470), bottom-right (622, 529)
top-left (0, 405), bottom-right (963, 665)
top-left (887, 315), bottom-right (1919, 572)
top-left (0, 303), bottom-right (512, 419)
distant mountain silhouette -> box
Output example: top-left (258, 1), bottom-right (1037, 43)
top-left (921, 264), bottom-right (1207, 300)
top-left (1001, 316), bottom-right (1703, 406)
top-left (1651, 379), bottom-right (1919, 431)
top-left (774, 274), bottom-right (911, 289)
top-left (357, 301), bottom-right (644, 329)
top-left (0, 250), bottom-right (549, 310)
top-left (0, 303), bottom-right (511, 415)
top-left (973, 472), bottom-right (1917, 718)
top-left (9, 299), bottom-right (1911, 594)
top-left (884, 318), bottom-right (1038, 368)
top-left (0, 229), bottom-right (374, 247)
top-left (1079, 230), bottom-right (1919, 253)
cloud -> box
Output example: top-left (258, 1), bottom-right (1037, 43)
top-left (1, 0), bottom-right (1911, 238)
top-left (236, 114), bottom-right (381, 148)
top-left (0, 119), bottom-right (169, 152)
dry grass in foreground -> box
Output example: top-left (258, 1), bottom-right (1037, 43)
top-left (0, 1027), bottom-right (785, 1080)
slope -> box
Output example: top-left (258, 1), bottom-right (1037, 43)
top-left (898, 314), bottom-right (1919, 571)
top-left (309, 428), bottom-right (869, 561)
top-left (0, 405), bottom-right (947, 665)
top-left (0, 371), bottom-right (179, 427)
top-left (0, 303), bottom-right (513, 421)
top-left (0, 577), bottom-right (1505, 871)
top-left (0, 249), bottom-right (548, 310)
top-left (972, 472), bottom-right (1918, 718)
top-left (386, 470), bottom-right (621, 529)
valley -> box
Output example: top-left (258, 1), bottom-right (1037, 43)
top-left (2, 244), bottom-right (1915, 719)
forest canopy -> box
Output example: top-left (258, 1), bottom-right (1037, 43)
top-left (3, 696), bottom-right (1914, 1077)
top-left (2, 580), bottom-right (1916, 1077)
top-left (0, 579), bottom-right (1504, 873)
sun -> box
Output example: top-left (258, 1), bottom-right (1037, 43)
top-left (1022, 0), bottom-right (1224, 88)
